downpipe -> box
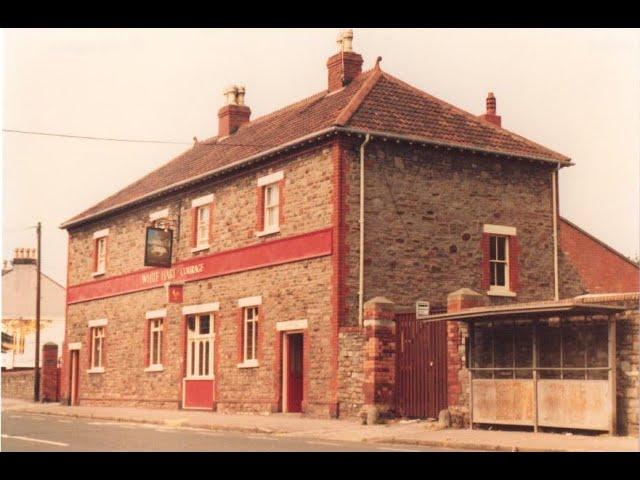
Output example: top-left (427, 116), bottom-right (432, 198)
top-left (358, 134), bottom-right (371, 327)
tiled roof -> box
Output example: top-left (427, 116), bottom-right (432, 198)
top-left (62, 66), bottom-right (570, 228)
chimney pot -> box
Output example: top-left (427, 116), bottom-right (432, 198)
top-left (218, 85), bottom-right (251, 137)
top-left (478, 92), bottom-right (502, 127)
top-left (326, 29), bottom-right (363, 92)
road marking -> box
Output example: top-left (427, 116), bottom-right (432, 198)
top-left (248, 435), bottom-right (276, 440)
top-left (1, 434), bottom-right (69, 447)
top-left (376, 446), bottom-right (419, 452)
top-left (57, 419), bottom-right (73, 423)
top-left (305, 441), bottom-right (341, 447)
top-left (9, 415), bottom-right (23, 418)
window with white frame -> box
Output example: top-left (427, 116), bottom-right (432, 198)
top-left (243, 306), bottom-right (259, 362)
top-left (90, 326), bottom-right (105, 369)
top-left (95, 237), bottom-right (107, 274)
top-left (186, 314), bottom-right (213, 378)
top-left (149, 319), bottom-right (163, 367)
top-left (489, 235), bottom-right (509, 289)
top-left (196, 204), bottom-right (211, 248)
top-left (263, 183), bottom-right (279, 231)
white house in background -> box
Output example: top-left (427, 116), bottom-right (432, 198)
top-left (1, 248), bottom-right (65, 369)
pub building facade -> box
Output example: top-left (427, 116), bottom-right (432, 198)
top-left (59, 31), bottom-right (639, 433)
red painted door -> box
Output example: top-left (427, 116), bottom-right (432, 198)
top-left (286, 334), bottom-right (303, 413)
top-left (70, 350), bottom-right (79, 406)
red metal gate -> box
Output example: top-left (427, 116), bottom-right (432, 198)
top-left (395, 312), bottom-right (448, 419)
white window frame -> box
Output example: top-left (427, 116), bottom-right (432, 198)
top-left (88, 326), bottom-right (105, 373)
top-left (93, 236), bottom-right (107, 276)
top-left (185, 313), bottom-right (215, 380)
top-left (257, 171), bottom-right (283, 237)
top-left (483, 224), bottom-right (517, 298)
top-left (146, 318), bottom-right (164, 371)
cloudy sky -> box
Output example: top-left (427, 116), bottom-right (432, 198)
top-left (2, 28), bottom-right (639, 285)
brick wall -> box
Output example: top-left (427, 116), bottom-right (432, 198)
top-left (1, 369), bottom-right (35, 400)
top-left (616, 306), bottom-right (639, 436)
top-left (338, 140), bottom-right (558, 416)
top-left (63, 142), bottom-right (337, 414)
top-left (559, 218), bottom-right (639, 294)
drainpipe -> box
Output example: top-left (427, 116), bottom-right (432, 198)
top-left (552, 166), bottom-right (560, 301)
top-left (358, 133), bottom-right (371, 327)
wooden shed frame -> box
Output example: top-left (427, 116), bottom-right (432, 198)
top-left (423, 300), bottom-right (626, 435)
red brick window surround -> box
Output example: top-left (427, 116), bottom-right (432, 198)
top-left (256, 171), bottom-right (284, 236)
top-left (190, 194), bottom-right (214, 253)
top-left (237, 296), bottom-right (262, 368)
top-left (87, 318), bottom-right (107, 373)
top-left (92, 228), bottom-right (109, 277)
top-left (482, 224), bottom-right (519, 297)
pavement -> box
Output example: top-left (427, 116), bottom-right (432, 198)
top-left (2, 398), bottom-right (638, 452)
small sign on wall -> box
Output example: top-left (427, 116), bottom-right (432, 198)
top-left (144, 227), bottom-right (173, 268)
top-left (416, 301), bottom-right (430, 319)
top-left (167, 284), bottom-right (184, 304)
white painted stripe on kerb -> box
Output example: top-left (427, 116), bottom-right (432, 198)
top-left (2, 434), bottom-right (69, 447)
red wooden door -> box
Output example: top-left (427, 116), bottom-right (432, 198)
top-left (286, 334), bottom-right (303, 412)
top-left (395, 312), bottom-right (448, 419)
top-left (70, 350), bottom-right (79, 406)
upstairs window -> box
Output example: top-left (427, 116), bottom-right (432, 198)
top-left (92, 229), bottom-right (109, 276)
top-left (489, 235), bottom-right (508, 288)
top-left (482, 224), bottom-right (519, 297)
top-left (196, 204), bottom-right (211, 248)
top-left (264, 184), bottom-right (279, 231)
top-left (256, 171), bottom-right (284, 236)
top-left (190, 194), bottom-right (214, 252)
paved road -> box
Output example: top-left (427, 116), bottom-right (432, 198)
top-left (1, 411), bottom-right (458, 452)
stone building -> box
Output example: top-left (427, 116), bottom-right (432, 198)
top-left (2, 248), bottom-right (66, 370)
top-left (59, 31), bottom-right (637, 430)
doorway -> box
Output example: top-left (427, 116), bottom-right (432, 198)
top-left (284, 333), bottom-right (304, 413)
top-left (69, 350), bottom-right (79, 406)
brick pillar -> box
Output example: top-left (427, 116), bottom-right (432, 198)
top-left (41, 342), bottom-right (59, 402)
top-left (446, 289), bottom-right (487, 407)
top-left (362, 297), bottom-right (396, 424)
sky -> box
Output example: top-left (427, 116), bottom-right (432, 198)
top-left (2, 28), bottom-right (639, 285)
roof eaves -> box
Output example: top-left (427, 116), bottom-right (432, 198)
top-left (336, 126), bottom-right (572, 166)
top-left (60, 127), bottom-right (341, 230)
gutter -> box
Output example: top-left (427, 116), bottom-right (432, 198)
top-left (61, 127), bottom-right (571, 230)
top-left (358, 134), bottom-right (371, 327)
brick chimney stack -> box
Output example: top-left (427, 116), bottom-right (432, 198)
top-left (218, 85), bottom-right (251, 138)
top-left (478, 92), bottom-right (502, 127)
top-left (327, 29), bottom-right (363, 93)
top-left (12, 247), bottom-right (37, 265)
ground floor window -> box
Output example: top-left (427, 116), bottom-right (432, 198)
top-left (186, 314), bottom-right (213, 378)
top-left (149, 319), bottom-right (163, 367)
top-left (90, 326), bottom-right (105, 369)
top-left (243, 306), bottom-right (259, 362)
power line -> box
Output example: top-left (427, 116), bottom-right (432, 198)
top-left (2, 128), bottom-right (278, 149)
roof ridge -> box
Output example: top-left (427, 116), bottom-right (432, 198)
top-left (380, 72), bottom-right (570, 163)
top-left (334, 68), bottom-right (383, 126)
top-left (560, 216), bottom-right (639, 269)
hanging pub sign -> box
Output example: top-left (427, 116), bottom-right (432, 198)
top-left (144, 227), bottom-right (173, 268)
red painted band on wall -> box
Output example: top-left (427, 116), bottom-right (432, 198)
top-left (68, 228), bottom-right (333, 304)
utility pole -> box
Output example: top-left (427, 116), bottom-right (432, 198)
top-left (34, 222), bottom-right (42, 402)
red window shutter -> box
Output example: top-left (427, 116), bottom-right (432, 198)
top-left (143, 319), bottom-right (150, 368)
top-left (209, 202), bottom-right (215, 245)
top-left (87, 328), bottom-right (92, 369)
top-left (481, 233), bottom-right (491, 291)
top-left (161, 319), bottom-right (167, 366)
top-left (237, 309), bottom-right (244, 362)
top-left (509, 236), bottom-right (520, 292)
top-left (256, 307), bottom-right (263, 362)
top-left (278, 180), bottom-right (284, 226)
top-left (190, 207), bottom-right (198, 248)
top-left (256, 186), bottom-right (264, 231)
top-left (92, 239), bottom-right (97, 272)
top-left (102, 327), bottom-right (107, 369)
